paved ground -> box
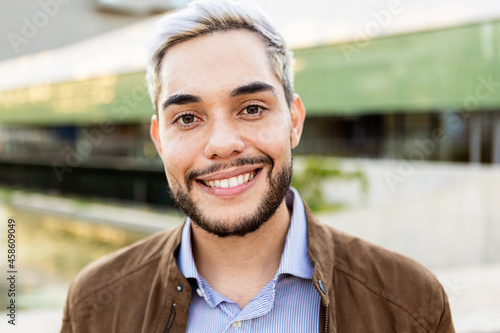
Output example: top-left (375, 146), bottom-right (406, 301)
top-left (0, 308), bottom-right (63, 333)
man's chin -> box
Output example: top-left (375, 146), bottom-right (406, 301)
top-left (190, 215), bottom-right (269, 238)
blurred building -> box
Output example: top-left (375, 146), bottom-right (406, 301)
top-left (1, 0), bottom-right (500, 205)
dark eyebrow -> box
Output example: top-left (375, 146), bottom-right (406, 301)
top-left (162, 94), bottom-right (201, 111)
top-left (230, 81), bottom-right (278, 98)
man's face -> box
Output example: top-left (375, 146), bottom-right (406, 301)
top-left (150, 30), bottom-right (305, 237)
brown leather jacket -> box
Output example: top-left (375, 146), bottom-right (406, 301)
top-left (61, 201), bottom-right (454, 333)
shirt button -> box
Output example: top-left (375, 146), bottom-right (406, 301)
top-left (196, 288), bottom-right (203, 297)
top-left (232, 321), bottom-right (241, 329)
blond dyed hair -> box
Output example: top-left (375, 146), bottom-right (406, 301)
top-left (145, 0), bottom-right (295, 114)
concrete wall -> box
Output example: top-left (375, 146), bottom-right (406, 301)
top-left (313, 159), bottom-right (500, 268)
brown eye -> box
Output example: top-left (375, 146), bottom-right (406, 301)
top-left (245, 105), bottom-right (261, 114)
top-left (179, 114), bottom-right (195, 124)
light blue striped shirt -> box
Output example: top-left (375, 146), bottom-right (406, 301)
top-left (177, 187), bottom-right (320, 332)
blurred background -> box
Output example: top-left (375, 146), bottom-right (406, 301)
top-left (1, 0), bottom-right (500, 332)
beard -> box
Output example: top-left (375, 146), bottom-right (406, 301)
top-left (168, 155), bottom-right (292, 238)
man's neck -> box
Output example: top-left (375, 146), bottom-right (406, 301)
top-left (191, 199), bottom-right (291, 309)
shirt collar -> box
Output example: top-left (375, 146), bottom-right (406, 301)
top-left (176, 186), bottom-right (313, 283)
top-left (177, 213), bottom-right (198, 280)
top-left (276, 186), bottom-right (313, 279)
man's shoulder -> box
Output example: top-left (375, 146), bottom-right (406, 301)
top-left (306, 213), bottom-right (453, 331)
top-left (67, 225), bottom-right (182, 305)
top-left (317, 222), bottom-right (450, 327)
top-left (306, 204), bottom-right (442, 289)
top-left (328, 225), bottom-right (442, 291)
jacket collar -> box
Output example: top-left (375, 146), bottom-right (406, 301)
top-left (159, 223), bottom-right (192, 313)
top-left (304, 199), bottom-right (338, 332)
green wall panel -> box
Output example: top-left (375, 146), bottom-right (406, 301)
top-left (1, 20), bottom-right (499, 125)
top-left (294, 20), bottom-right (500, 115)
top-left (0, 72), bottom-right (153, 125)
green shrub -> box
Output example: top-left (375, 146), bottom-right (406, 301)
top-left (291, 156), bottom-right (368, 212)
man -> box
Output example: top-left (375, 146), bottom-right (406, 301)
top-left (61, 0), bottom-right (454, 332)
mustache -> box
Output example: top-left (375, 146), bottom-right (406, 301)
top-left (186, 155), bottom-right (274, 183)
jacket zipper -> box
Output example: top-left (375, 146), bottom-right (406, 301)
top-left (163, 302), bottom-right (177, 333)
top-left (323, 304), bottom-right (329, 333)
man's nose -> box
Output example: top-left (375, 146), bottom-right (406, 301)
top-left (204, 117), bottom-right (245, 159)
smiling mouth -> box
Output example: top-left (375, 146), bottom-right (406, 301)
top-left (199, 170), bottom-right (259, 189)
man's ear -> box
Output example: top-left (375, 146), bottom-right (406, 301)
top-left (150, 114), bottom-right (162, 155)
top-left (290, 93), bottom-right (306, 149)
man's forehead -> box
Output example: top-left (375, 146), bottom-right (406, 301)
top-left (157, 30), bottom-right (281, 102)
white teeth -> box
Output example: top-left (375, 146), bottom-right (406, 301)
top-left (203, 171), bottom-right (257, 188)
top-left (229, 177), bottom-right (238, 188)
